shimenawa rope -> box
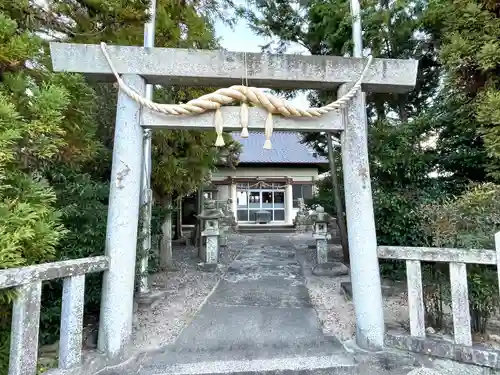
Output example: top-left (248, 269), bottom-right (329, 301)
top-left (99, 42), bottom-right (373, 149)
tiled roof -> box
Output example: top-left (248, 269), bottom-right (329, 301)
top-left (232, 132), bottom-right (328, 164)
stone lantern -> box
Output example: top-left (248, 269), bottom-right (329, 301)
top-left (312, 205), bottom-right (331, 264)
top-left (197, 199), bottom-right (224, 270)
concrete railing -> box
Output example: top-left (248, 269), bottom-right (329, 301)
top-left (377, 232), bottom-right (500, 369)
top-left (0, 256), bottom-right (109, 375)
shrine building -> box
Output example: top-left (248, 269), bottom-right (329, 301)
top-left (211, 132), bottom-right (328, 225)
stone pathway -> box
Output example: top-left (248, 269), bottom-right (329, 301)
top-left (100, 234), bottom-right (470, 375)
top-left (117, 234), bottom-right (357, 374)
top-left (168, 235), bottom-right (348, 356)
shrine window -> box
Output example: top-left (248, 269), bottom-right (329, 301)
top-left (292, 184), bottom-right (313, 208)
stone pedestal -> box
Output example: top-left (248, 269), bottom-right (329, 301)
top-left (312, 206), bottom-right (331, 265)
top-left (197, 200), bottom-right (224, 268)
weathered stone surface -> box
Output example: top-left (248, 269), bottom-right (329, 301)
top-left (316, 239), bottom-right (329, 264)
top-left (143, 106), bottom-right (344, 132)
top-left (9, 282), bottom-right (42, 375)
top-left (49, 43), bottom-right (418, 92)
top-left (312, 262), bottom-right (349, 277)
top-left (59, 275), bottom-right (85, 369)
top-left (312, 206), bottom-right (330, 265)
top-left (209, 277), bottom-right (312, 308)
top-left (406, 260), bottom-right (425, 338)
top-left (377, 246), bottom-right (496, 265)
top-left (340, 85), bottom-right (384, 349)
top-left (341, 280), bottom-right (406, 300)
top-left (173, 237), bottom-right (332, 349)
top-left (294, 199), bottom-right (313, 233)
top-left (98, 74), bottom-right (145, 359)
top-left (198, 199), bottom-right (224, 265)
top-left (385, 333), bottom-right (500, 369)
top-left (0, 256), bottom-right (109, 288)
top-left (135, 355), bottom-right (358, 375)
top-left (407, 369), bottom-right (443, 375)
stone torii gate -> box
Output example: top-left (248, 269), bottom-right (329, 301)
top-left (49, 42), bottom-right (418, 358)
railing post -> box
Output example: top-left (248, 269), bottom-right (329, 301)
top-left (98, 74), bottom-right (146, 358)
top-left (449, 262), bottom-right (472, 346)
top-left (59, 275), bottom-right (85, 369)
top-left (406, 260), bottom-right (425, 338)
top-left (9, 282), bottom-right (42, 375)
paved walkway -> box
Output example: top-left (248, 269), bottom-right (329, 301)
top-left (104, 234), bottom-right (444, 374)
top-left (134, 234), bottom-right (356, 374)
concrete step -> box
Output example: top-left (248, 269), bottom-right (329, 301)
top-left (137, 354), bottom-right (358, 374)
top-left (237, 225), bottom-right (295, 233)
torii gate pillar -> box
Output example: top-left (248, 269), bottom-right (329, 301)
top-left (340, 85), bottom-right (384, 348)
top-left (49, 42), bottom-right (418, 354)
top-left (98, 74), bottom-right (145, 357)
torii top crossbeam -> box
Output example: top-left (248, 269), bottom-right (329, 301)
top-left (50, 43), bottom-right (417, 93)
top-left (49, 43), bottom-right (418, 134)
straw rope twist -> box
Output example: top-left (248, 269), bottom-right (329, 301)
top-left (100, 42), bottom-right (373, 149)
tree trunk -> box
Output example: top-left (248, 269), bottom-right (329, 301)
top-left (159, 195), bottom-right (173, 269)
top-left (196, 187), bottom-right (204, 258)
top-left (176, 196), bottom-right (183, 240)
top-left (327, 134), bottom-right (350, 265)
top-left (398, 95), bottom-right (409, 122)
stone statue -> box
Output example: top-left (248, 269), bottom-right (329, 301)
top-left (218, 198), bottom-right (237, 246)
top-left (293, 198), bottom-right (313, 232)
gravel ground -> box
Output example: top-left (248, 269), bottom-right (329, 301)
top-left (131, 234), bottom-right (251, 351)
top-left (295, 235), bottom-right (500, 352)
top-left (295, 236), bottom-right (409, 342)
top-left (298, 240), bottom-right (357, 341)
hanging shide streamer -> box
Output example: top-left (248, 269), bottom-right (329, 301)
top-left (214, 108), bottom-right (225, 146)
top-left (240, 102), bottom-right (249, 138)
top-left (263, 112), bottom-right (273, 150)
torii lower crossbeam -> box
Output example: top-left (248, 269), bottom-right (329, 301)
top-left (142, 107), bottom-right (344, 132)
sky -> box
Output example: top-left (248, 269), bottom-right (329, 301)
top-left (214, 13), bottom-right (310, 108)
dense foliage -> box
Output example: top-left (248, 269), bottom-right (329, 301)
top-left (419, 183), bottom-right (500, 332)
top-left (0, 10), bottom-right (99, 371)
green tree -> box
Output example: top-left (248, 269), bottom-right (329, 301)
top-left (0, 9), bottom-right (103, 371)
top-left (423, 0), bottom-right (500, 180)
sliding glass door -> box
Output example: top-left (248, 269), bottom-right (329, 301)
top-left (236, 182), bottom-right (286, 223)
